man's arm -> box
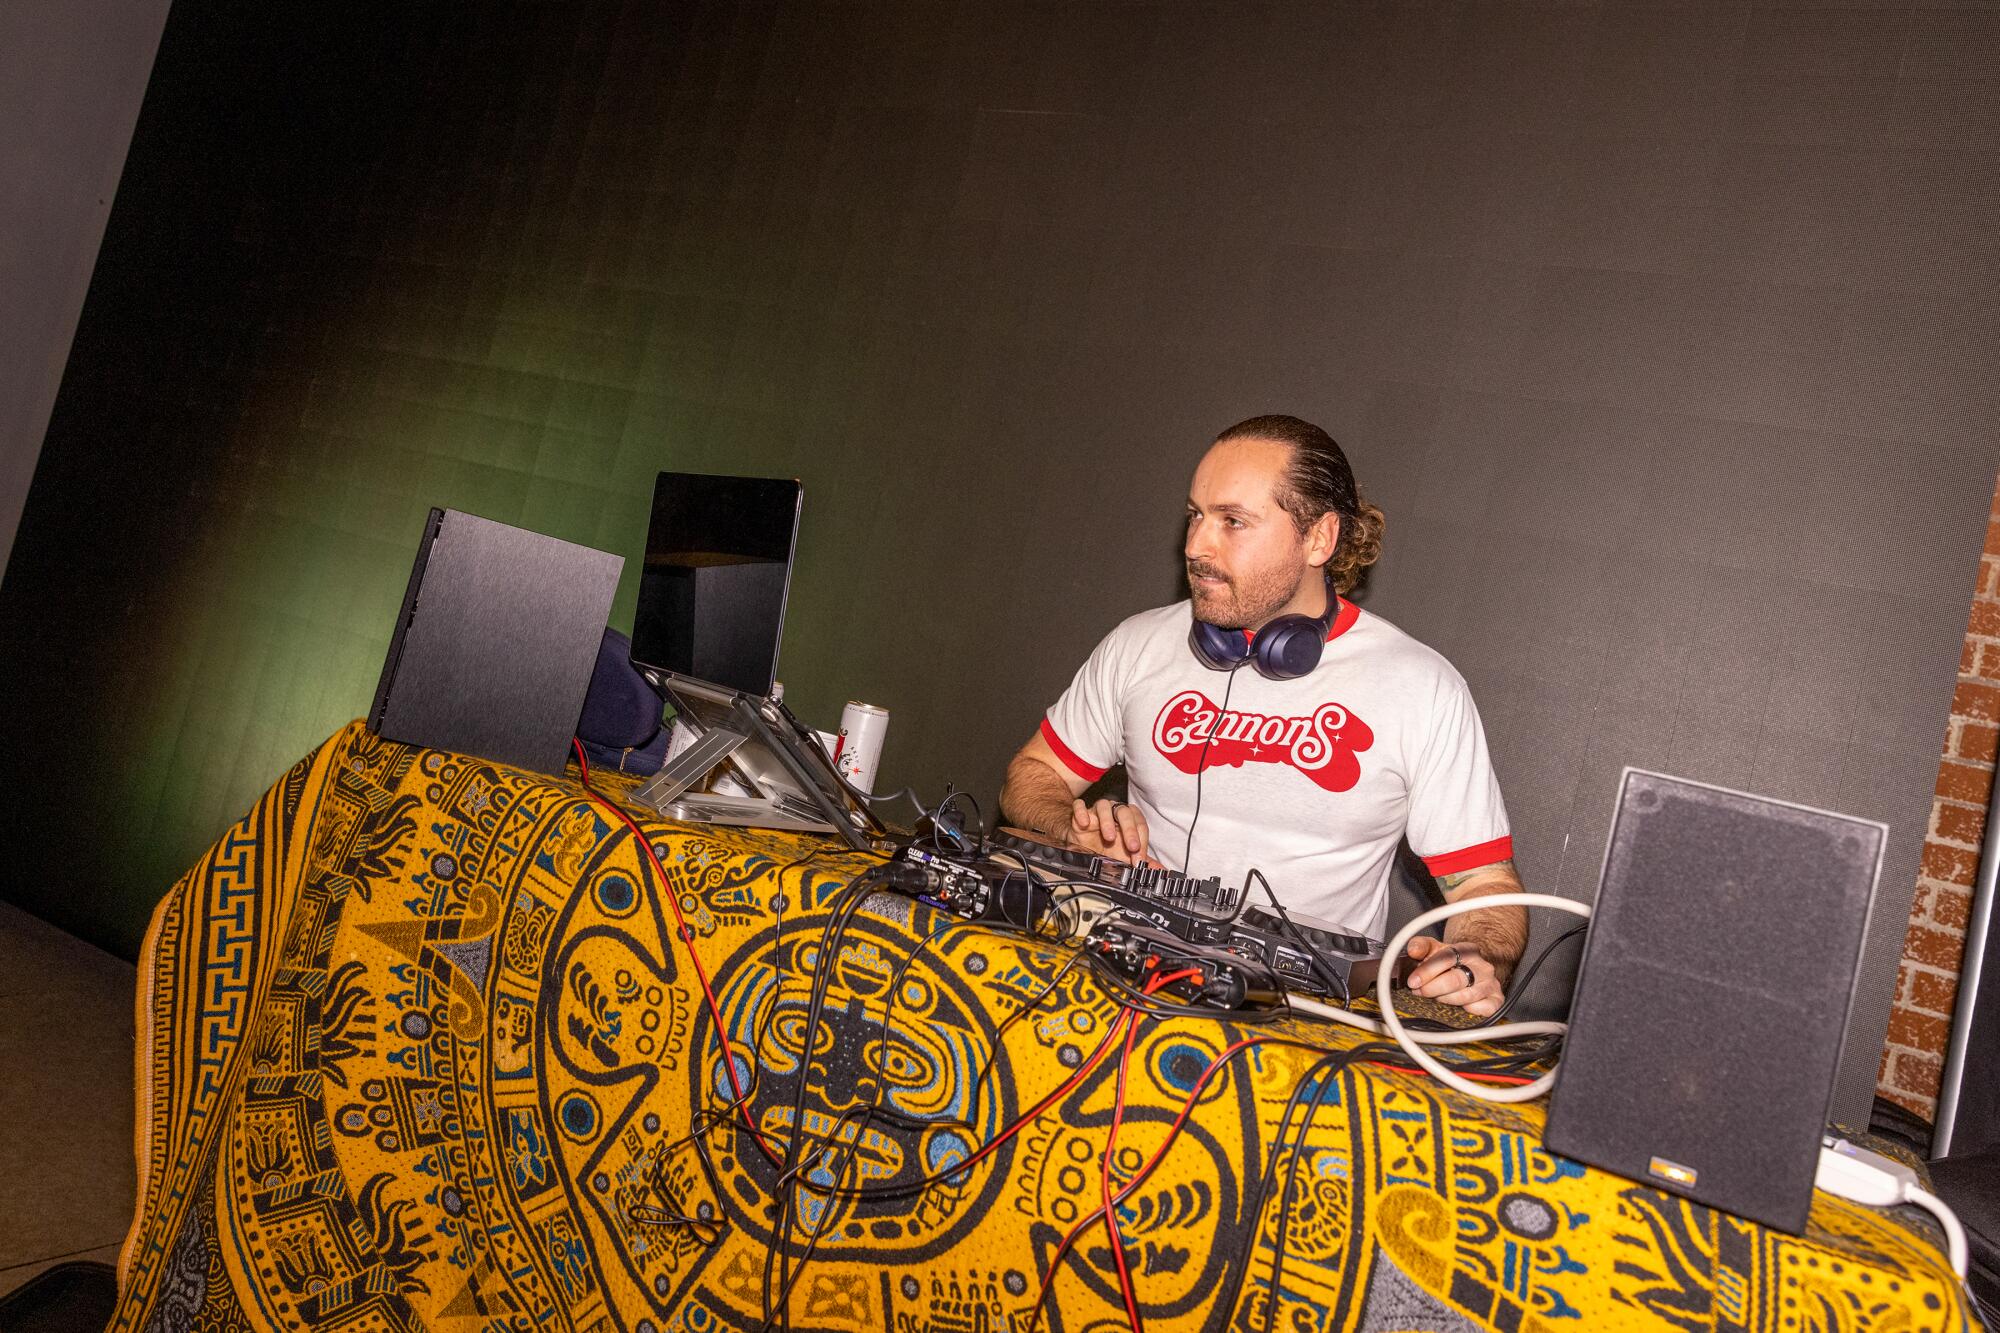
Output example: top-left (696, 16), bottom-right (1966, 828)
top-left (999, 731), bottom-right (1152, 863)
top-left (1404, 858), bottom-right (1529, 1020)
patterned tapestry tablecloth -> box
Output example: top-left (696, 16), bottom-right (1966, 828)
top-left (111, 722), bottom-right (1978, 1333)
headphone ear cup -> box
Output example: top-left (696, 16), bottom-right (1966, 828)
top-left (1251, 615), bottom-right (1325, 680)
top-left (1189, 620), bottom-right (1251, 671)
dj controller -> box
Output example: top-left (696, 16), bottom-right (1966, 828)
top-left (882, 830), bottom-right (1386, 1010)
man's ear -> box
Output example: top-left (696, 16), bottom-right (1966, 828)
top-left (1310, 511), bottom-right (1341, 568)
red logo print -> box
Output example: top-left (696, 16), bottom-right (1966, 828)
top-left (1150, 690), bottom-right (1373, 792)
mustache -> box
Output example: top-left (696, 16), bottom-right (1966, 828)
top-left (1186, 562), bottom-right (1229, 585)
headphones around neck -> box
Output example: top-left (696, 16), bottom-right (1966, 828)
top-left (1188, 569), bottom-right (1339, 680)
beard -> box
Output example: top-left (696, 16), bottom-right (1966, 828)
top-left (1187, 555), bottom-right (1309, 630)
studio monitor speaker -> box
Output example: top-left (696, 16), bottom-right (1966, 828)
top-left (1544, 770), bottom-right (1886, 1235)
top-left (370, 508), bottom-right (623, 776)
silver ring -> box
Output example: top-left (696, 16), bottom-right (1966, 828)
top-left (1454, 962), bottom-right (1476, 989)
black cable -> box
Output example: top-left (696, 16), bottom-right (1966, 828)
top-left (762, 874), bottom-right (1014, 1326)
top-left (1213, 1045), bottom-right (1386, 1326)
top-left (985, 914), bottom-right (1290, 1025)
top-left (1181, 661), bottom-right (1245, 870)
top-left (760, 910), bottom-right (969, 1330)
top-left (1233, 1034), bottom-right (1544, 1333)
top-left (766, 871), bottom-right (887, 1329)
top-left (966, 855), bottom-right (1296, 1022)
top-left (928, 788), bottom-right (986, 854)
top-left (631, 848), bottom-right (873, 1251)
top-left (1483, 922), bottom-right (1588, 1027)
top-left (646, 845), bottom-right (870, 1181)
top-left (758, 894), bottom-right (1304, 1240)
top-left (811, 989), bottom-right (1135, 1205)
top-left (763, 868), bottom-right (888, 1331)
top-left (1263, 1053), bottom-right (1356, 1333)
top-left (757, 852), bottom-right (1557, 1329)
top-left (970, 943), bottom-right (1091, 1109)
top-left (1247, 866), bottom-right (1351, 1000)
top-left (1258, 1037), bottom-right (1505, 1333)
top-left (1452, 1034), bottom-right (1565, 1074)
top-left (979, 864), bottom-right (1067, 937)
top-left (857, 784), bottom-right (928, 813)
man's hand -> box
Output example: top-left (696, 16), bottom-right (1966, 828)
top-left (1407, 856), bottom-right (1529, 1020)
top-left (1403, 936), bottom-right (1503, 1019)
top-left (1065, 798), bottom-right (1155, 865)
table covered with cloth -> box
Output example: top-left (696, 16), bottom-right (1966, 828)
top-left (111, 722), bottom-right (1977, 1333)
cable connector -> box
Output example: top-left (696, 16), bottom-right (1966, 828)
top-left (1816, 1135), bottom-right (1969, 1280)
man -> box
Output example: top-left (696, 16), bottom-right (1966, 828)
top-left (998, 415), bottom-right (1526, 1018)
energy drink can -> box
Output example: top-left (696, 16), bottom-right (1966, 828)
top-left (836, 701), bottom-right (889, 793)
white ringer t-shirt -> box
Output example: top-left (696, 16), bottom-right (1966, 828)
top-left (1040, 598), bottom-right (1511, 940)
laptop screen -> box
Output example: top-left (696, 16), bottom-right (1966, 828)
top-left (630, 473), bottom-right (802, 697)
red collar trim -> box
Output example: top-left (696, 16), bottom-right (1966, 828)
top-left (1328, 596), bottom-right (1360, 641)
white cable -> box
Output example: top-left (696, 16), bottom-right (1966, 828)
top-left (1816, 1136), bottom-right (1969, 1280)
top-left (1904, 1186), bottom-right (1970, 1280)
top-left (1377, 892), bottom-right (1593, 1103)
top-left (1285, 993), bottom-right (1566, 1045)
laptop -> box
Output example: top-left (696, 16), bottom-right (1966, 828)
top-left (629, 472), bottom-right (803, 698)
top-left (368, 508), bottom-right (624, 776)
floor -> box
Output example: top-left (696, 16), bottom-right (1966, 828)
top-left (0, 898), bottom-right (137, 1300)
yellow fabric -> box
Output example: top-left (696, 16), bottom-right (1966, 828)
top-left (113, 722), bottom-right (1978, 1332)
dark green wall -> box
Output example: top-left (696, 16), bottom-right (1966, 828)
top-left (3, 2), bottom-right (1996, 1122)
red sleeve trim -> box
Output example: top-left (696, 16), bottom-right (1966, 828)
top-left (1421, 835), bottom-right (1514, 878)
top-left (1039, 718), bottom-right (1108, 782)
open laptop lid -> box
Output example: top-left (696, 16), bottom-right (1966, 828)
top-left (629, 473), bottom-right (802, 698)
top-left (632, 673), bottom-right (887, 851)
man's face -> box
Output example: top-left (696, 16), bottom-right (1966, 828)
top-left (1184, 437), bottom-right (1325, 629)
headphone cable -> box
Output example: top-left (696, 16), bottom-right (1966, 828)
top-left (1180, 661), bottom-right (1244, 870)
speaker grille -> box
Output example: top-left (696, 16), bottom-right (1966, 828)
top-left (1545, 770), bottom-right (1886, 1235)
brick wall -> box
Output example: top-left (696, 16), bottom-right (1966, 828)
top-left (1880, 471), bottom-right (2000, 1118)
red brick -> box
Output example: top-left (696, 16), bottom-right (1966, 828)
top-left (1935, 801), bottom-right (1987, 845)
top-left (1988, 520), bottom-right (2000, 553)
top-left (1877, 1087), bottom-right (1930, 1120)
top-left (1958, 721), bottom-right (2000, 763)
top-left (1980, 642), bottom-right (2000, 680)
top-left (1905, 923), bottom-right (1967, 971)
top-left (1892, 1049), bottom-right (1943, 1100)
top-left (1887, 1007), bottom-right (1952, 1055)
top-left (1964, 640), bottom-right (1979, 674)
top-left (1920, 841), bottom-right (1979, 887)
top-left (1954, 680), bottom-right (2000, 722)
top-left (1931, 884), bottom-right (1973, 931)
top-left (1910, 968), bottom-right (1959, 1015)
top-left (1912, 960), bottom-right (1960, 1012)
top-left (1937, 760), bottom-right (1995, 805)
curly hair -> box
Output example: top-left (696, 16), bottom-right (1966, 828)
top-left (1214, 414), bottom-right (1386, 594)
